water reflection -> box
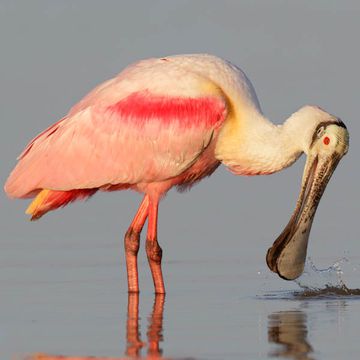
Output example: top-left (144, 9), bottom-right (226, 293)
top-left (268, 310), bottom-right (314, 360)
top-left (126, 293), bottom-right (165, 358)
top-left (28, 293), bottom-right (167, 360)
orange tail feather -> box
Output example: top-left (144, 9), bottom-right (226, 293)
top-left (26, 189), bottom-right (97, 220)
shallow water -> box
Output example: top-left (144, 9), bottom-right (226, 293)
top-left (1, 238), bottom-right (360, 360)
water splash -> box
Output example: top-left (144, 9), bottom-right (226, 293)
top-left (293, 257), bottom-right (360, 297)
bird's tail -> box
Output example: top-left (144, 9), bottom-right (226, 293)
top-left (26, 188), bottom-right (97, 220)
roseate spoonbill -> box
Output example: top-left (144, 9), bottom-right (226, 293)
top-left (4, 54), bottom-right (349, 293)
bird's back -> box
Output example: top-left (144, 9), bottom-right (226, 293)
top-left (7, 54), bottom-right (264, 200)
top-left (69, 54), bottom-right (262, 115)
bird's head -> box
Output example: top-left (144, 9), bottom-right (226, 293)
top-left (266, 105), bottom-right (349, 280)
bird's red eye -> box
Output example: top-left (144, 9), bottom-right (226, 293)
top-left (323, 136), bottom-right (330, 145)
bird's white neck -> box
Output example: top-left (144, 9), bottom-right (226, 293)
top-left (215, 109), bottom-right (305, 175)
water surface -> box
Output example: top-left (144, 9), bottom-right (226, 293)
top-left (1, 238), bottom-right (360, 360)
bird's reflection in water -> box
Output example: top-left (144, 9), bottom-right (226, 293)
top-left (268, 310), bottom-right (314, 360)
top-left (126, 293), bottom-right (165, 358)
top-left (29, 293), bottom-right (167, 360)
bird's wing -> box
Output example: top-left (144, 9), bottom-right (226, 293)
top-left (5, 88), bottom-right (227, 198)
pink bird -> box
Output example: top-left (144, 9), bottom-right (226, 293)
top-left (4, 54), bottom-right (349, 294)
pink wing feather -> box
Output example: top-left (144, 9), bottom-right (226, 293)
top-left (5, 89), bottom-right (226, 198)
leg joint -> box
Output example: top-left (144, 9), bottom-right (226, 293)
top-left (146, 240), bottom-right (162, 264)
top-left (124, 229), bottom-right (140, 256)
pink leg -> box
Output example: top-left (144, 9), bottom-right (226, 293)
top-left (146, 198), bottom-right (165, 294)
top-left (124, 195), bottom-right (149, 293)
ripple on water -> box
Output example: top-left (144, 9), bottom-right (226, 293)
top-left (260, 257), bottom-right (360, 300)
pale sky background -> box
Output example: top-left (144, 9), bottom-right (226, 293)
top-left (0, 0), bottom-right (359, 275)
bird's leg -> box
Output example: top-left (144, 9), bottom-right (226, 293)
top-left (146, 198), bottom-right (165, 294)
top-left (124, 195), bottom-right (149, 293)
